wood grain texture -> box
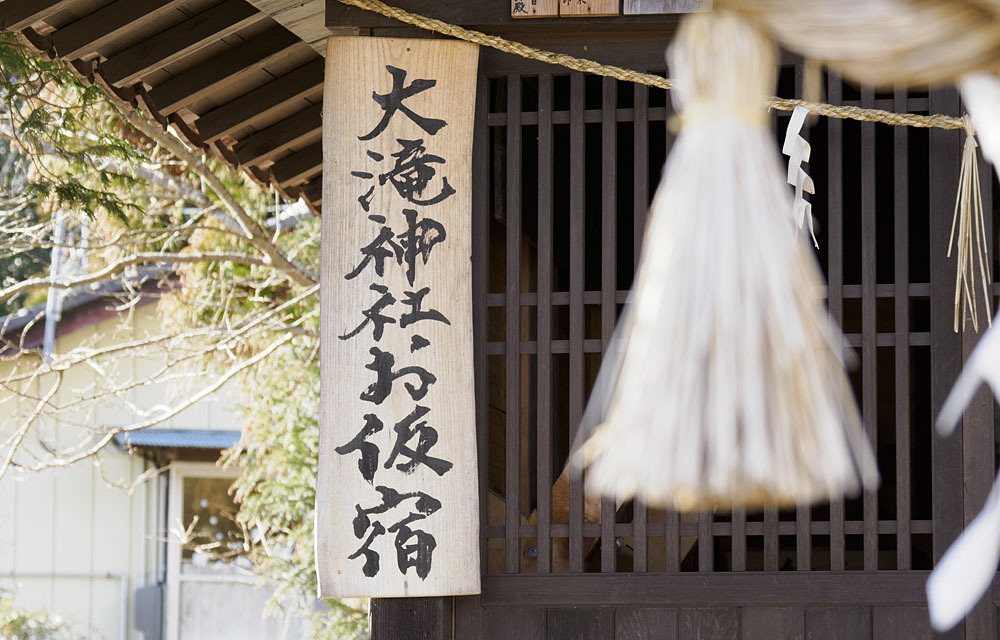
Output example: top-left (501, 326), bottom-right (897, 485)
top-left (101, 0), bottom-right (263, 86)
top-left (195, 59), bottom-right (323, 143)
top-left (678, 608), bottom-right (739, 640)
top-left (742, 608), bottom-right (803, 639)
top-left (511, 0), bottom-right (559, 18)
top-left (615, 608), bottom-right (677, 640)
top-left (454, 595), bottom-right (484, 639)
top-left (559, 0), bottom-right (619, 16)
top-left (318, 36), bottom-right (481, 598)
top-left (927, 86), bottom-right (964, 640)
top-left (148, 26), bottom-right (300, 114)
top-left (484, 608), bottom-right (546, 640)
top-left (805, 607), bottom-right (871, 640)
top-left (371, 597), bottom-right (450, 640)
top-left (871, 607), bottom-right (933, 640)
top-left (548, 608), bottom-right (614, 640)
top-left (623, 0), bottom-right (710, 13)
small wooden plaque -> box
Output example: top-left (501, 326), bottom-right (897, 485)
top-left (623, 0), bottom-right (711, 14)
top-left (511, 0), bottom-right (559, 18)
top-left (559, 0), bottom-right (619, 16)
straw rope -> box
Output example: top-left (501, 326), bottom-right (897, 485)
top-left (332, 0), bottom-right (966, 130)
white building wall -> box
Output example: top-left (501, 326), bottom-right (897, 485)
top-left (0, 302), bottom-right (244, 639)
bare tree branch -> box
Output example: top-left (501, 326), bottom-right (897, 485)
top-left (0, 251), bottom-right (270, 305)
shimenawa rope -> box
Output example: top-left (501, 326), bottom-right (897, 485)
top-left (332, 0), bottom-right (965, 130)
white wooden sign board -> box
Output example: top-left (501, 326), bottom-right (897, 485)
top-left (317, 36), bottom-right (481, 598)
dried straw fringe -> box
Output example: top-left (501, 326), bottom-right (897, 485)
top-left (576, 10), bottom-right (878, 511)
top-left (949, 116), bottom-right (993, 333)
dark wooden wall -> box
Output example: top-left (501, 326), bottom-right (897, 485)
top-left (373, 50), bottom-right (998, 640)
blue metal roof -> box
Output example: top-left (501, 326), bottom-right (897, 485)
top-left (114, 429), bottom-right (241, 450)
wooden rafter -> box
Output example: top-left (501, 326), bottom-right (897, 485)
top-left (194, 58), bottom-right (322, 142)
top-left (0, 0), bottom-right (75, 31)
top-left (100, 0), bottom-right (263, 87)
top-left (235, 103), bottom-right (321, 166)
top-left (270, 141), bottom-right (321, 187)
top-left (148, 26), bottom-right (300, 114)
top-left (302, 178), bottom-right (322, 204)
top-left (50, 0), bottom-right (183, 61)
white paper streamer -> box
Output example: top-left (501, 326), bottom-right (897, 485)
top-left (781, 105), bottom-right (817, 247)
top-left (927, 469), bottom-right (1000, 632)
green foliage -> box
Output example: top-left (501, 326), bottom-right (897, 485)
top-left (0, 33), bottom-right (362, 640)
top-left (0, 594), bottom-right (87, 640)
top-left (0, 34), bottom-right (146, 224)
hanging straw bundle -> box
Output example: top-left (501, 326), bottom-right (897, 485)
top-left (575, 10), bottom-right (878, 511)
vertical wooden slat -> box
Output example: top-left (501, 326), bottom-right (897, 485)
top-left (928, 86), bottom-right (965, 640)
top-left (473, 71), bottom-right (490, 574)
top-left (633, 76), bottom-right (650, 258)
top-left (569, 71), bottom-right (586, 573)
top-left (861, 86), bottom-right (878, 572)
top-left (666, 508), bottom-right (680, 572)
top-left (699, 509), bottom-right (713, 571)
top-left (504, 75), bottom-right (523, 574)
top-left (794, 63), bottom-right (812, 572)
top-left (632, 77), bottom-right (649, 573)
top-left (536, 73), bottom-right (554, 575)
top-left (893, 86), bottom-right (911, 572)
top-left (763, 508), bottom-right (778, 571)
top-left (827, 74), bottom-right (846, 572)
top-left (600, 76), bottom-right (618, 573)
top-left (731, 506), bottom-right (746, 572)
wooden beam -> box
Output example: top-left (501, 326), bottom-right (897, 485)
top-left (50, 0), bottom-right (183, 61)
top-left (194, 58), bottom-right (322, 142)
top-left (328, 0), bottom-right (682, 31)
top-left (247, 0), bottom-right (326, 47)
top-left (269, 141), bottom-right (321, 187)
top-left (623, 0), bottom-right (709, 13)
top-left (234, 102), bottom-right (321, 166)
top-left (0, 0), bottom-right (75, 31)
top-left (301, 177), bottom-right (322, 205)
top-left (147, 26), bottom-right (300, 114)
top-left (101, 0), bottom-right (263, 87)
top-left (481, 572), bottom-right (933, 609)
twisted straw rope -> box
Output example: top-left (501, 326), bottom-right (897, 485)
top-left (333, 0), bottom-right (966, 130)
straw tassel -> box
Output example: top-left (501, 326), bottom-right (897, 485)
top-left (574, 10), bottom-right (878, 512)
top-left (947, 115), bottom-right (991, 333)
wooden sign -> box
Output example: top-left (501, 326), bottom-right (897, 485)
top-left (559, 0), bottom-right (619, 16)
top-left (511, 0), bottom-right (559, 18)
top-left (623, 0), bottom-right (711, 13)
top-left (317, 36), bottom-right (481, 598)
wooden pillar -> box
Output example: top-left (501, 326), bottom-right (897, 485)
top-left (928, 86), bottom-right (966, 640)
top-left (371, 597), bottom-right (453, 640)
top-left (960, 114), bottom-right (997, 640)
